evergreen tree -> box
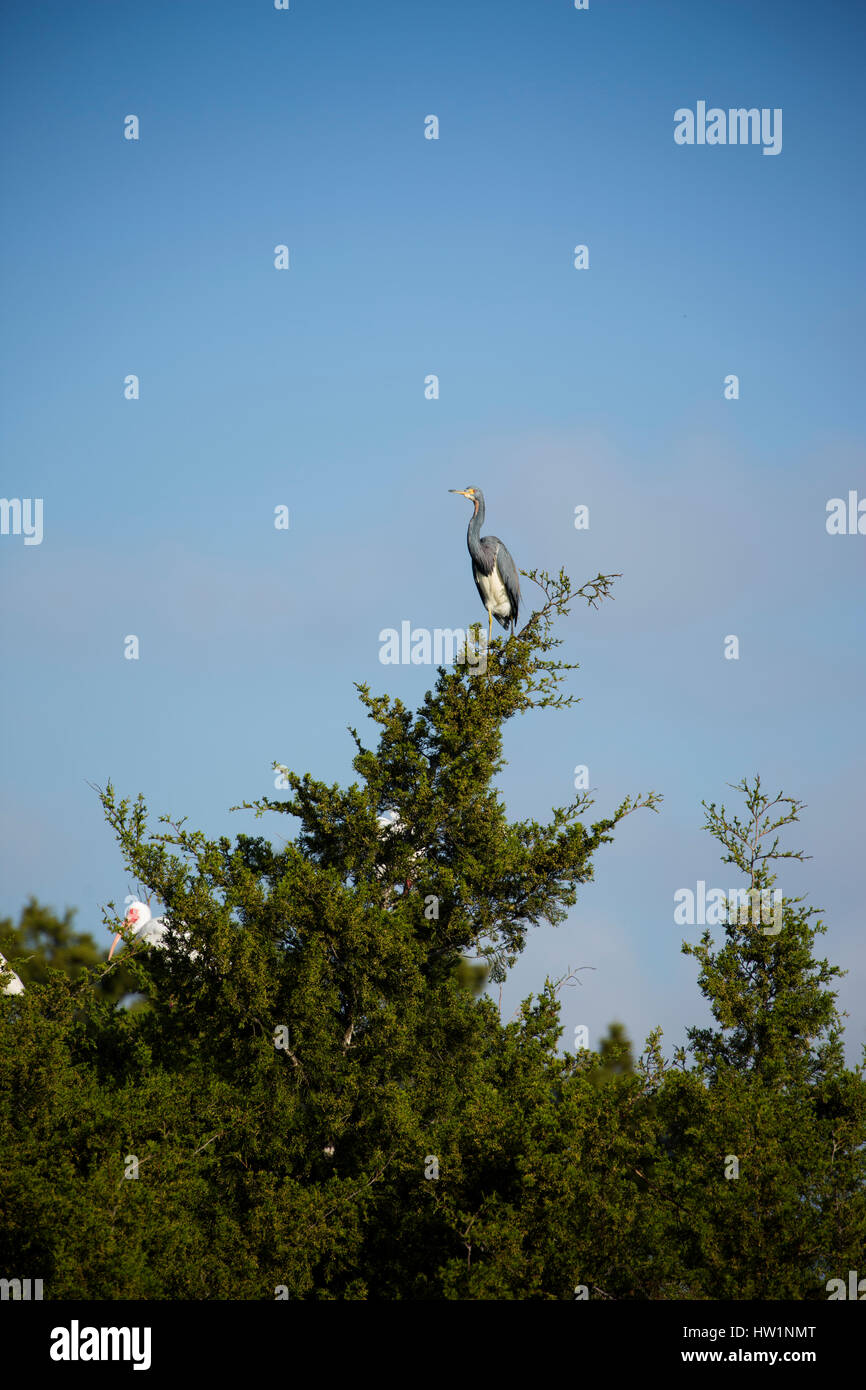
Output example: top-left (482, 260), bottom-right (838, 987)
top-left (2, 588), bottom-right (862, 1300)
top-left (592, 1021), bottom-right (635, 1085)
top-left (651, 778), bottom-right (866, 1298)
top-left (2, 569), bottom-right (658, 1297)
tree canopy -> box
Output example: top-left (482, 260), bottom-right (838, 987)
top-left (1, 572), bottom-right (863, 1299)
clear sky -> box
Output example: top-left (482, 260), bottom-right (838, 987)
top-left (1, 0), bottom-right (864, 1063)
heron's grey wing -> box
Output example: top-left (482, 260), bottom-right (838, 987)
top-left (472, 536), bottom-right (497, 577)
top-left (494, 540), bottom-right (521, 623)
top-left (471, 536), bottom-right (496, 610)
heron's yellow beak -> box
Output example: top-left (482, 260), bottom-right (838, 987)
top-left (449, 488), bottom-right (474, 498)
top-left (108, 933), bottom-right (122, 961)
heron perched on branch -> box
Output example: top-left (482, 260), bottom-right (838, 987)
top-left (449, 487), bottom-right (520, 643)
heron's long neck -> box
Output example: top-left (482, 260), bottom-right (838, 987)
top-left (467, 496), bottom-right (485, 562)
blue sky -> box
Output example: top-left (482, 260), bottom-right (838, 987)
top-left (1, 0), bottom-right (864, 1063)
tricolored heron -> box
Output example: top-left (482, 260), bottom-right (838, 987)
top-left (449, 487), bottom-right (520, 644)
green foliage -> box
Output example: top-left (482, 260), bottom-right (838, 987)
top-left (1, 578), bottom-right (863, 1300)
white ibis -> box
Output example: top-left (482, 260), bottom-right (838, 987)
top-left (0, 951), bottom-right (24, 995)
top-left (375, 810), bottom-right (422, 896)
top-left (109, 900), bottom-right (199, 962)
top-left (376, 809), bottom-right (403, 842)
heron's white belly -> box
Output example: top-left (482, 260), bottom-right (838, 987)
top-left (478, 564), bottom-right (510, 617)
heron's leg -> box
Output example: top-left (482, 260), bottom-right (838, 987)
top-left (488, 609), bottom-right (493, 647)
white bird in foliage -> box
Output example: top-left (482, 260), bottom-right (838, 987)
top-left (0, 952), bottom-right (25, 995)
top-left (376, 809), bottom-right (404, 844)
top-left (109, 900), bottom-right (200, 962)
top-left (375, 811), bottom-right (423, 895)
